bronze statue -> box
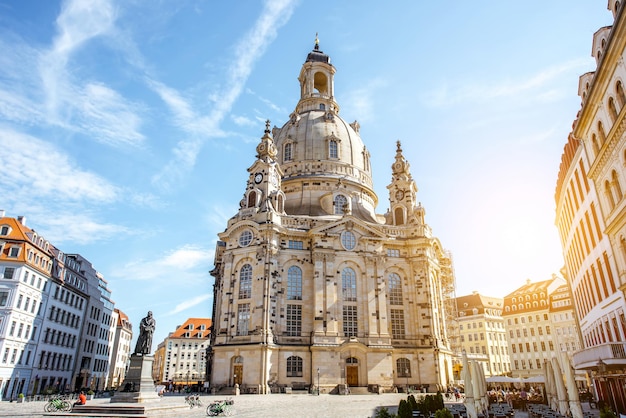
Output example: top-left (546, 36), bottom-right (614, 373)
top-left (134, 311), bottom-right (156, 355)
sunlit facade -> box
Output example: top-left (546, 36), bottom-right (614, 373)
top-left (454, 293), bottom-right (510, 378)
top-left (153, 318), bottom-right (211, 389)
top-left (208, 40), bottom-right (456, 395)
top-left (554, 0), bottom-right (626, 413)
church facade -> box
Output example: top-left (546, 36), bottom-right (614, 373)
top-left (208, 40), bottom-right (456, 394)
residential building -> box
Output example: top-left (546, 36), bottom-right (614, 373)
top-left (0, 212), bottom-right (127, 397)
top-left (0, 214), bottom-right (51, 399)
top-left (502, 278), bottom-right (562, 379)
top-left (108, 309), bottom-right (132, 390)
top-left (548, 281), bottom-right (585, 385)
top-left (209, 39), bottom-right (456, 394)
top-left (554, 0), bottom-right (626, 412)
top-left (154, 318), bottom-right (211, 390)
top-left (454, 292), bottom-right (510, 379)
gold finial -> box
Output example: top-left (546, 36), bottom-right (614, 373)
top-left (315, 32), bottom-right (319, 45)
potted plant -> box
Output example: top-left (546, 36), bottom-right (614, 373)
top-left (17, 393), bottom-right (24, 403)
top-left (87, 390), bottom-right (95, 400)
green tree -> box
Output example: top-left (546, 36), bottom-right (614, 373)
top-left (398, 399), bottom-right (412, 418)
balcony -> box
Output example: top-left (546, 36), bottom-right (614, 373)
top-left (572, 343), bottom-right (626, 370)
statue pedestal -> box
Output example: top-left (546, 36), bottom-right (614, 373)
top-left (111, 354), bottom-right (160, 403)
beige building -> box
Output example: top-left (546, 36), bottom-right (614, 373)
top-left (554, 0), bottom-right (626, 412)
top-left (108, 309), bottom-right (132, 389)
top-left (153, 318), bottom-right (211, 389)
top-left (208, 40), bottom-right (456, 394)
top-left (454, 293), bottom-right (510, 379)
top-left (503, 278), bottom-right (561, 379)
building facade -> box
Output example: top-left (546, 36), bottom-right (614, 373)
top-left (554, 0), bottom-right (626, 413)
top-left (108, 309), bottom-right (132, 389)
top-left (502, 278), bottom-right (561, 379)
top-left (153, 318), bottom-right (211, 390)
top-left (0, 212), bottom-right (129, 397)
top-left (454, 292), bottom-right (510, 379)
top-left (209, 40), bottom-right (456, 394)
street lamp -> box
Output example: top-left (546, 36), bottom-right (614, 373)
top-left (317, 368), bottom-right (320, 396)
top-left (405, 368), bottom-right (409, 394)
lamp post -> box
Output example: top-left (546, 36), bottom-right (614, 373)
top-left (405, 368), bottom-right (409, 394)
top-left (317, 368), bottom-right (320, 396)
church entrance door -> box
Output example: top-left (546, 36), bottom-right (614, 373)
top-left (233, 364), bottom-right (243, 385)
top-left (346, 365), bottom-right (358, 386)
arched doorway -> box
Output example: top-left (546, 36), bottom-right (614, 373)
top-left (346, 357), bottom-right (358, 387)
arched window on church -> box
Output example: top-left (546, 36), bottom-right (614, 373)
top-left (397, 358), bottom-right (411, 377)
top-left (239, 264), bottom-right (252, 299)
top-left (342, 268), bottom-right (357, 301)
top-left (394, 207), bottom-right (405, 225)
top-left (284, 143), bottom-right (293, 161)
top-left (248, 191), bottom-right (257, 208)
top-left (286, 356), bottom-right (303, 377)
top-left (287, 266), bottom-right (302, 300)
top-left (329, 139), bottom-right (338, 159)
top-left (334, 195), bottom-right (347, 215)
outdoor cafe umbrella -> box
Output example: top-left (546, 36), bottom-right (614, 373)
top-left (477, 362), bottom-right (489, 412)
top-left (561, 352), bottom-right (583, 418)
top-left (462, 351), bottom-right (477, 418)
top-left (551, 355), bottom-right (569, 416)
top-left (544, 359), bottom-right (558, 411)
top-left (471, 361), bottom-right (483, 415)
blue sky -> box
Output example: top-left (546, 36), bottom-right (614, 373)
top-left (0, 0), bottom-right (612, 346)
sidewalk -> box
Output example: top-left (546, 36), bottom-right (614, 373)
top-left (0, 393), bottom-right (599, 418)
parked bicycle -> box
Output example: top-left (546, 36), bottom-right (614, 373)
top-left (206, 398), bottom-right (234, 416)
top-left (44, 397), bottom-right (72, 412)
top-left (185, 393), bottom-right (202, 408)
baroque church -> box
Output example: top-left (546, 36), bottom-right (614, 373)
top-left (208, 39), bottom-right (456, 394)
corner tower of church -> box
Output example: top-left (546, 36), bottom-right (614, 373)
top-left (209, 40), bottom-right (456, 395)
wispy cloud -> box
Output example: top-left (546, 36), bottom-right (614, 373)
top-left (165, 293), bottom-right (212, 316)
top-left (0, 128), bottom-right (119, 203)
top-left (109, 245), bottom-right (213, 282)
top-left (341, 77), bottom-right (387, 123)
top-left (151, 0), bottom-right (297, 189)
top-left (424, 58), bottom-right (589, 107)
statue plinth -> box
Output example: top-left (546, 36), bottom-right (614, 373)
top-left (111, 354), bottom-right (160, 403)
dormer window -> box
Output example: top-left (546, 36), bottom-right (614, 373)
top-left (284, 143), bottom-right (293, 161)
top-left (8, 247), bottom-right (20, 258)
top-left (334, 195), bottom-right (347, 215)
top-left (329, 139), bottom-right (338, 159)
top-left (0, 226), bottom-right (9, 236)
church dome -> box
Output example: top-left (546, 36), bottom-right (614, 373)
top-left (271, 40), bottom-right (378, 221)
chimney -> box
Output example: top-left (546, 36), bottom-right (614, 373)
top-left (0, 210), bottom-right (4, 218)
top-left (17, 216), bottom-right (26, 225)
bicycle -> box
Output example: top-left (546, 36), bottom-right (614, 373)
top-left (44, 397), bottom-right (71, 412)
top-left (185, 393), bottom-right (202, 408)
top-left (206, 399), bottom-right (234, 416)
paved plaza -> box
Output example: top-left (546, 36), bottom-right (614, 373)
top-left (0, 392), bottom-right (594, 418)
